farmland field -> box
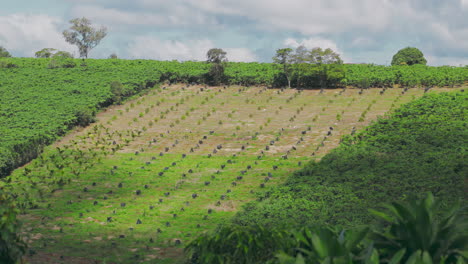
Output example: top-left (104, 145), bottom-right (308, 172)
top-left (2, 82), bottom-right (462, 263)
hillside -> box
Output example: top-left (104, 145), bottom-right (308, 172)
top-left (1, 82), bottom-right (461, 263)
top-left (233, 91), bottom-right (467, 228)
top-left (1, 58), bottom-right (467, 178)
top-left (0, 58), bottom-right (466, 263)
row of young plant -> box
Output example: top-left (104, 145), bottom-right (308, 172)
top-left (184, 91), bottom-right (468, 263)
top-left (1, 58), bottom-right (467, 178)
top-left (233, 91), bottom-right (466, 228)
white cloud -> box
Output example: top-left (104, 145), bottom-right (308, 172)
top-left (127, 37), bottom-right (212, 61)
top-left (127, 36), bottom-right (257, 62)
top-left (187, 0), bottom-right (393, 34)
top-left (70, 4), bottom-right (217, 27)
top-left (426, 54), bottom-right (468, 66)
top-left (0, 14), bottom-right (75, 57)
top-left (224, 48), bottom-right (257, 62)
top-left (462, 0), bottom-right (468, 8)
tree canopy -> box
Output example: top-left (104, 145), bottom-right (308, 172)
top-left (0, 46), bottom-right (12, 58)
top-left (391, 47), bottom-right (427, 66)
top-left (63, 17), bottom-right (107, 59)
top-left (206, 48), bottom-right (228, 64)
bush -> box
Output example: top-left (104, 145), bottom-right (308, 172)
top-left (47, 52), bottom-right (76, 69)
top-left (0, 59), bottom-right (18, 68)
top-left (110, 81), bottom-right (124, 104)
top-left (185, 225), bottom-right (290, 264)
top-left (391, 47), bottom-right (427, 66)
top-left (187, 194), bottom-right (468, 264)
top-left (0, 190), bottom-right (27, 263)
top-left (0, 46), bottom-right (12, 58)
top-left (74, 108), bottom-right (96, 127)
top-left (35, 48), bottom-right (56, 58)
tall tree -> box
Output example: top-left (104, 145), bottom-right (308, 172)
top-left (62, 17), bottom-right (107, 59)
top-left (0, 46), bottom-right (12, 58)
top-left (273, 48), bottom-right (294, 88)
top-left (309, 47), bottom-right (342, 65)
top-left (292, 45), bottom-right (309, 64)
top-left (206, 48), bottom-right (228, 85)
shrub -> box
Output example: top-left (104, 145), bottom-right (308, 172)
top-left (110, 81), bottom-right (124, 104)
top-left (0, 190), bottom-right (27, 263)
top-left (0, 46), bottom-right (12, 58)
top-left (0, 59), bottom-right (18, 68)
top-left (47, 52), bottom-right (76, 69)
top-left (74, 108), bottom-right (96, 127)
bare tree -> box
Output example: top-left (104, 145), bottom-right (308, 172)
top-left (63, 17), bottom-right (107, 59)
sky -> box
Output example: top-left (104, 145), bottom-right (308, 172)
top-left (1, 0), bottom-right (467, 65)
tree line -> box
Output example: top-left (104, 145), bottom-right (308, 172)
top-left (1, 17), bottom-right (430, 73)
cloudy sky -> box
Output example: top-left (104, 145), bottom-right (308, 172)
top-left (1, 0), bottom-right (467, 65)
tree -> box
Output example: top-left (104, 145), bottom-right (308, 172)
top-left (391, 47), bottom-right (427, 66)
top-left (273, 48), bottom-right (294, 88)
top-left (206, 48), bottom-right (228, 85)
top-left (206, 48), bottom-right (227, 64)
top-left (35, 48), bottom-right (56, 58)
top-left (62, 17), bottom-right (107, 59)
top-left (309, 47), bottom-right (342, 65)
top-left (0, 46), bottom-right (12, 58)
top-left (292, 45), bottom-right (309, 64)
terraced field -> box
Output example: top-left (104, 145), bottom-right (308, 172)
top-left (6, 84), bottom-right (461, 263)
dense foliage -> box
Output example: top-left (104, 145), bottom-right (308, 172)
top-left (187, 194), bottom-right (468, 263)
top-left (0, 189), bottom-right (26, 263)
top-left (0, 58), bottom-right (161, 177)
top-left (0, 46), bottom-right (12, 58)
top-left (233, 91), bottom-right (467, 228)
top-left (391, 47), bottom-right (427, 66)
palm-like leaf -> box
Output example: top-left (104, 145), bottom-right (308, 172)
top-left (370, 193), bottom-right (468, 263)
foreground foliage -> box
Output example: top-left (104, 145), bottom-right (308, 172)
top-left (0, 190), bottom-right (26, 264)
top-left (186, 194), bottom-right (468, 264)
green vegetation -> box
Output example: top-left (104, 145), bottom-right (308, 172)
top-left (187, 194), bottom-right (467, 264)
top-left (392, 47), bottom-right (427, 66)
top-left (206, 48), bottom-right (228, 85)
top-left (0, 46), bottom-right (12, 58)
top-left (2, 80), bottom-right (454, 263)
top-left (234, 91), bottom-right (467, 228)
top-left (0, 56), bottom-right (466, 263)
top-left (0, 189), bottom-right (26, 263)
top-left (0, 59), bottom-right (161, 178)
top-left (3, 59), bottom-right (466, 179)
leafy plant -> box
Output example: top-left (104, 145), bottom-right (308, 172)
top-left (370, 193), bottom-right (468, 264)
top-left (185, 225), bottom-right (289, 264)
top-left (0, 190), bottom-right (27, 263)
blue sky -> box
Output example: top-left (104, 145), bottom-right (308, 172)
top-left (1, 0), bottom-right (467, 65)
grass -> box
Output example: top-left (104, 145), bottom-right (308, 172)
top-left (10, 84), bottom-right (463, 264)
